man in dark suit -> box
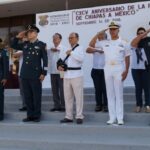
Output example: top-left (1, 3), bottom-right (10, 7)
top-left (12, 25), bottom-right (48, 122)
top-left (0, 40), bottom-right (9, 121)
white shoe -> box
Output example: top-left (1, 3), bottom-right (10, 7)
top-left (107, 120), bottom-right (115, 125)
top-left (118, 120), bottom-right (124, 125)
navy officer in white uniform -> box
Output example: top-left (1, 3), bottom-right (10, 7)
top-left (96, 22), bottom-right (130, 125)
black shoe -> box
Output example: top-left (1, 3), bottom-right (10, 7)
top-left (60, 118), bottom-right (73, 123)
top-left (50, 108), bottom-right (61, 112)
top-left (95, 106), bottom-right (102, 112)
top-left (19, 107), bottom-right (27, 111)
top-left (22, 117), bottom-right (33, 122)
top-left (103, 106), bottom-right (108, 112)
top-left (76, 119), bottom-right (83, 124)
top-left (33, 117), bottom-right (41, 122)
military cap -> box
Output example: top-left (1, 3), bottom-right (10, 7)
top-left (108, 22), bottom-right (120, 29)
top-left (26, 24), bottom-right (40, 33)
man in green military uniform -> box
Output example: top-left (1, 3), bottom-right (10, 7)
top-left (0, 40), bottom-right (9, 121)
top-left (12, 25), bottom-right (48, 122)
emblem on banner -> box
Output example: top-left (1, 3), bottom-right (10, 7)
top-left (39, 15), bottom-right (49, 26)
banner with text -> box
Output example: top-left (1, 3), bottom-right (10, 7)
top-left (36, 1), bottom-right (150, 88)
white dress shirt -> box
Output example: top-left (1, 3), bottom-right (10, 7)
top-left (14, 50), bottom-right (23, 76)
top-left (48, 44), bottom-right (66, 74)
top-left (93, 40), bottom-right (105, 69)
top-left (60, 44), bottom-right (84, 79)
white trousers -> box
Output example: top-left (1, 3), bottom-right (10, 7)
top-left (64, 76), bottom-right (84, 120)
top-left (104, 65), bottom-right (124, 121)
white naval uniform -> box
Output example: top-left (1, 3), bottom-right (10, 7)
top-left (97, 37), bottom-right (130, 122)
top-left (60, 44), bottom-right (84, 120)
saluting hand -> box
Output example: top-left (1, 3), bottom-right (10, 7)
top-left (1, 79), bottom-right (7, 86)
top-left (16, 31), bottom-right (26, 39)
top-left (39, 74), bottom-right (45, 82)
top-left (97, 28), bottom-right (108, 36)
top-left (147, 28), bottom-right (150, 34)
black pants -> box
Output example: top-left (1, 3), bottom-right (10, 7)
top-left (132, 69), bottom-right (150, 107)
top-left (91, 69), bottom-right (108, 107)
top-left (21, 78), bottom-right (42, 118)
top-left (0, 83), bottom-right (4, 119)
top-left (147, 67), bottom-right (150, 103)
top-left (50, 74), bottom-right (65, 109)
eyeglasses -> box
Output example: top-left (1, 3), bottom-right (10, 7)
top-left (69, 37), bottom-right (76, 39)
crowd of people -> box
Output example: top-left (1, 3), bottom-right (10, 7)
top-left (0, 21), bottom-right (150, 125)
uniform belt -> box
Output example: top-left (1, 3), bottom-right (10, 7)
top-left (106, 62), bottom-right (120, 66)
top-left (67, 67), bottom-right (81, 70)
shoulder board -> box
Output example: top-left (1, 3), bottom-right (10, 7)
top-left (37, 41), bottom-right (46, 47)
top-left (38, 41), bottom-right (45, 45)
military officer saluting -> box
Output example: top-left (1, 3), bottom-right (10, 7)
top-left (96, 22), bottom-right (130, 125)
top-left (12, 25), bottom-right (48, 122)
top-left (0, 40), bottom-right (9, 121)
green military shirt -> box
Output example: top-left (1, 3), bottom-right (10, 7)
top-left (12, 38), bottom-right (48, 79)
